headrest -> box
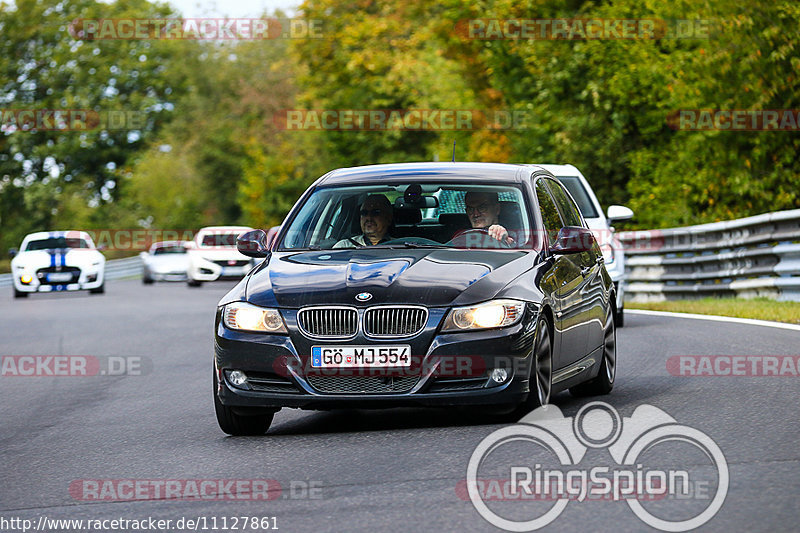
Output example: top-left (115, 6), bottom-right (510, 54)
top-left (393, 207), bottom-right (421, 225)
top-left (499, 201), bottom-right (523, 230)
top-left (439, 213), bottom-right (470, 227)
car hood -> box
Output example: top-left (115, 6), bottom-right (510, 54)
top-left (246, 248), bottom-right (536, 308)
top-left (11, 249), bottom-right (104, 269)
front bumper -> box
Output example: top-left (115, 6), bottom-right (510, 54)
top-left (189, 259), bottom-right (252, 282)
top-left (149, 271), bottom-right (188, 282)
top-left (214, 305), bottom-right (539, 410)
top-left (13, 268), bottom-right (104, 292)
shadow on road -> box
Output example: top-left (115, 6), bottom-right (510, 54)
top-left (263, 393), bottom-right (594, 436)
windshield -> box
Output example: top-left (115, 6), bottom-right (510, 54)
top-left (555, 176), bottom-right (600, 218)
top-left (25, 237), bottom-right (90, 251)
top-left (153, 244), bottom-right (187, 255)
top-left (279, 182), bottom-right (536, 251)
top-left (200, 233), bottom-right (240, 247)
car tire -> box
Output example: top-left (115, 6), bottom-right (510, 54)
top-left (512, 316), bottom-right (552, 417)
top-left (616, 306), bottom-right (624, 328)
top-left (187, 279), bottom-right (202, 287)
top-left (142, 273), bottom-right (154, 285)
top-left (89, 283), bottom-right (105, 294)
top-left (13, 287), bottom-right (28, 298)
top-left (570, 306), bottom-right (616, 397)
top-left (213, 371), bottom-right (274, 436)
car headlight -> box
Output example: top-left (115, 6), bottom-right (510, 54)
top-left (223, 302), bottom-right (287, 333)
top-left (442, 299), bottom-right (525, 332)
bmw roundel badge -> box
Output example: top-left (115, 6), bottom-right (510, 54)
top-left (356, 292), bottom-right (373, 302)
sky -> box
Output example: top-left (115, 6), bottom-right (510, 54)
top-left (166, 0), bottom-right (300, 17)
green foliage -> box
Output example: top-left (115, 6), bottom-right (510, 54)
top-left (1, 0), bottom-right (798, 253)
top-left (0, 0), bottom-right (194, 250)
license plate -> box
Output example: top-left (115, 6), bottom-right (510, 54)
top-left (47, 273), bottom-right (73, 282)
top-left (311, 345), bottom-right (411, 368)
top-left (220, 266), bottom-right (241, 276)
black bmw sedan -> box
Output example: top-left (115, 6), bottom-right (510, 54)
top-left (214, 162), bottom-right (617, 435)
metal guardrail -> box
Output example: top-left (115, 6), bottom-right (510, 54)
top-left (619, 209), bottom-right (800, 302)
top-left (0, 256), bottom-right (142, 289)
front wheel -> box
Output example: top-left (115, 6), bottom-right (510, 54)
top-left (512, 316), bottom-right (552, 417)
top-left (214, 371), bottom-right (275, 435)
top-left (89, 283), bottom-right (105, 294)
top-left (187, 278), bottom-right (202, 287)
top-left (570, 305), bottom-right (616, 397)
top-left (13, 287), bottom-right (28, 298)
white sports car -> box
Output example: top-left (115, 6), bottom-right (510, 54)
top-left (140, 240), bottom-right (190, 284)
top-left (10, 231), bottom-right (106, 298)
top-left (186, 226), bottom-right (255, 287)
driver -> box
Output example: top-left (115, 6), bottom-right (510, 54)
top-left (334, 194), bottom-right (395, 248)
top-left (464, 191), bottom-right (514, 245)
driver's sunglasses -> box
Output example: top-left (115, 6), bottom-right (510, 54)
top-left (360, 208), bottom-right (384, 217)
top-left (465, 203), bottom-right (493, 214)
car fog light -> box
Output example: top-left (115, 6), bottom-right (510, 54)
top-left (229, 370), bottom-right (249, 388)
top-left (20, 274), bottom-right (33, 284)
top-left (490, 368), bottom-right (509, 384)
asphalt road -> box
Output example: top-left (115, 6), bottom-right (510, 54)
top-left (1, 280), bottom-right (799, 532)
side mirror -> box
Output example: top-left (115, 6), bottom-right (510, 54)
top-left (97, 244), bottom-right (107, 252)
top-left (549, 226), bottom-right (596, 254)
top-left (607, 205), bottom-right (634, 223)
top-left (9, 248), bottom-right (18, 259)
top-left (237, 229), bottom-right (270, 258)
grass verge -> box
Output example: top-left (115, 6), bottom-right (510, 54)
top-left (628, 298), bottom-right (800, 325)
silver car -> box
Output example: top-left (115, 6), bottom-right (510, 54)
top-left (527, 164), bottom-right (633, 326)
top-left (140, 241), bottom-right (191, 284)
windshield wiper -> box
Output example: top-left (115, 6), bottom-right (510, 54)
top-left (367, 242), bottom-right (452, 249)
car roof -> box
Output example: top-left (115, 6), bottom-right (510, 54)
top-left (22, 230), bottom-right (91, 240)
top-left (523, 163), bottom-right (581, 176)
top-left (196, 226), bottom-right (253, 232)
top-left (318, 162), bottom-right (530, 186)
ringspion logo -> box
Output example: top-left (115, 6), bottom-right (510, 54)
top-left (465, 402), bottom-right (728, 531)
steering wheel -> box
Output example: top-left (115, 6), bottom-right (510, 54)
top-left (448, 228), bottom-right (512, 249)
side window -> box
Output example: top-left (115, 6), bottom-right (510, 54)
top-left (545, 178), bottom-right (585, 228)
top-left (535, 179), bottom-right (564, 245)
